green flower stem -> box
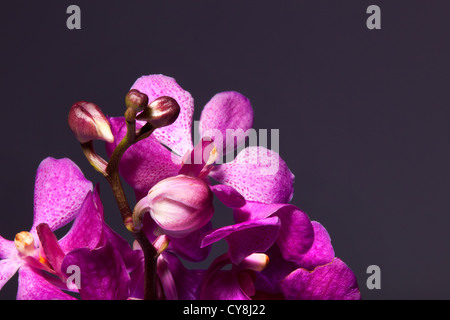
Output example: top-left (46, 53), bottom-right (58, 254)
top-left (80, 141), bottom-right (108, 175)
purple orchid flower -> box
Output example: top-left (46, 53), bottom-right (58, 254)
top-left (0, 157), bottom-right (140, 300)
top-left (198, 201), bottom-right (361, 300)
top-left (104, 74), bottom-right (295, 262)
top-left (105, 74), bottom-right (294, 205)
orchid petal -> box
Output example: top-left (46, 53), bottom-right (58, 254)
top-left (162, 252), bottom-right (205, 300)
top-left (101, 224), bottom-right (142, 273)
top-left (36, 223), bottom-right (65, 276)
top-left (298, 221), bottom-right (335, 271)
top-left (234, 202), bottom-right (315, 263)
top-left (201, 217), bottom-right (280, 265)
top-left (209, 146), bottom-right (294, 204)
top-left (106, 117), bottom-right (182, 200)
top-left (199, 91), bottom-right (253, 156)
top-left (178, 137), bottom-right (216, 178)
top-left (131, 74), bottom-right (194, 156)
top-left (274, 205), bottom-right (314, 263)
top-left (167, 222), bottom-right (212, 262)
top-left (254, 244), bottom-right (299, 294)
top-left (280, 258), bottom-right (361, 300)
top-left (233, 201), bottom-right (288, 222)
top-left (61, 242), bottom-right (130, 300)
top-left (31, 157), bottom-right (93, 233)
top-left (17, 265), bottom-right (76, 300)
top-left (58, 187), bottom-right (104, 253)
top-left (0, 258), bottom-right (20, 291)
top-left (0, 236), bottom-right (16, 259)
top-left (210, 184), bottom-right (246, 208)
top-left (200, 270), bottom-right (250, 300)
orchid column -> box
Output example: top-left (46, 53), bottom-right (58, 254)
top-left (68, 89), bottom-right (181, 300)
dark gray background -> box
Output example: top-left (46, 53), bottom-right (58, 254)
top-left (1, 1), bottom-right (449, 300)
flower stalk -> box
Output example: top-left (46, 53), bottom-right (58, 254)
top-left (73, 89), bottom-right (180, 300)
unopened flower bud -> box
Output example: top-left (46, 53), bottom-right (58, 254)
top-left (125, 89), bottom-right (149, 112)
top-left (14, 231), bottom-right (36, 256)
top-left (68, 101), bottom-right (114, 143)
top-left (136, 96), bottom-right (180, 128)
top-left (133, 175), bottom-right (214, 237)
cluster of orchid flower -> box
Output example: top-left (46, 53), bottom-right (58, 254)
top-left (0, 75), bottom-right (360, 300)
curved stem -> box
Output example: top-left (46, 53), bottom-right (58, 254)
top-left (100, 108), bottom-right (158, 300)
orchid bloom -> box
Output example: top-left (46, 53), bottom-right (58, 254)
top-left (103, 74), bottom-right (295, 262)
top-left (1, 74), bottom-right (361, 301)
top-left (0, 157), bottom-right (140, 300)
top-left (199, 201), bottom-right (361, 300)
top-left (105, 74), bottom-right (294, 205)
top-left (0, 157), bottom-right (92, 299)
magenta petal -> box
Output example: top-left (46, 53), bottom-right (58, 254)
top-left (101, 224), bottom-right (142, 273)
top-left (131, 74), bottom-right (194, 156)
top-left (59, 187), bottom-right (104, 253)
top-left (199, 91), bottom-right (253, 156)
top-left (0, 236), bottom-right (16, 259)
top-left (61, 242), bottom-right (130, 300)
top-left (31, 157), bottom-right (93, 233)
top-left (168, 222), bottom-right (212, 262)
top-left (210, 184), bottom-right (246, 208)
top-left (17, 265), bottom-right (76, 300)
top-left (163, 252), bottom-right (205, 300)
top-left (234, 202), bottom-right (315, 263)
top-left (178, 137), bottom-right (215, 178)
top-left (201, 217), bottom-right (280, 265)
top-left (280, 258), bottom-right (361, 300)
top-left (298, 221), bottom-right (335, 271)
top-left (274, 205), bottom-right (314, 263)
top-left (200, 270), bottom-right (250, 300)
top-left (209, 146), bottom-right (294, 204)
top-left (234, 201), bottom-right (288, 222)
top-left (254, 244), bottom-right (299, 294)
top-left (106, 117), bottom-right (181, 199)
top-left (0, 258), bottom-right (20, 290)
top-left (36, 223), bottom-right (65, 276)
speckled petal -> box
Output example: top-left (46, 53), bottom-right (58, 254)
top-left (0, 236), bottom-right (16, 259)
top-left (58, 187), bottom-right (104, 253)
top-left (0, 258), bottom-right (20, 291)
top-left (31, 157), bottom-right (93, 233)
top-left (17, 265), bottom-right (76, 300)
top-left (199, 91), bottom-right (253, 156)
top-left (130, 74), bottom-right (194, 157)
top-left (280, 258), bottom-right (361, 300)
top-left (106, 117), bottom-right (182, 200)
top-left (209, 146), bottom-right (294, 204)
top-left (61, 242), bottom-right (130, 300)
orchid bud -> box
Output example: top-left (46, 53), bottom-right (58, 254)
top-left (68, 101), bottom-right (114, 143)
top-left (125, 89), bottom-right (149, 112)
top-left (136, 96), bottom-right (180, 128)
top-left (133, 175), bottom-right (214, 237)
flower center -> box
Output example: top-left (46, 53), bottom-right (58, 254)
top-left (14, 231), bottom-right (36, 256)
